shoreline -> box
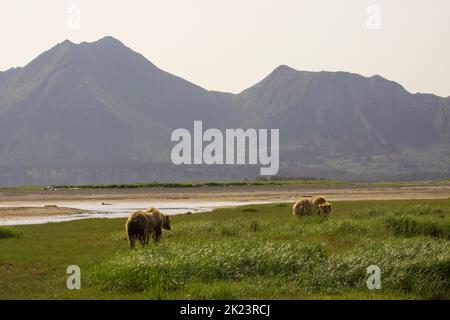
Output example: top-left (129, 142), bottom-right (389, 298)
top-left (0, 200), bottom-right (275, 226)
top-left (0, 206), bottom-right (98, 219)
top-left (1, 184), bottom-right (449, 225)
top-left (1, 184), bottom-right (449, 204)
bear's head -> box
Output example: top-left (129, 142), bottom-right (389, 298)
top-left (162, 214), bottom-right (171, 230)
top-left (318, 202), bottom-right (332, 216)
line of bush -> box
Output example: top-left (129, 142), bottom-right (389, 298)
top-left (0, 226), bottom-right (22, 239)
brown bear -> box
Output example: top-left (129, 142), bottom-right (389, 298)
top-left (312, 195), bottom-right (332, 217)
top-left (292, 198), bottom-right (317, 216)
top-left (125, 207), bottom-right (171, 249)
top-left (145, 207), bottom-right (171, 243)
top-left (125, 210), bottom-right (151, 249)
top-left (292, 196), bottom-right (332, 217)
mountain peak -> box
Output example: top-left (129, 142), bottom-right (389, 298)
top-left (93, 36), bottom-right (124, 46)
top-left (272, 65), bottom-right (297, 74)
top-left (59, 39), bottom-right (74, 46)
top-left (53, 36), bottom-right (125, 50)
top-left (248, 65), bottom-right (301, 91)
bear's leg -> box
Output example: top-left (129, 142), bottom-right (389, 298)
top-left (139, 235), bottom-right (146, 247)
top-left (300, 205), bottom-right (306, 216)
top-left (153, 227), bottom-right (162, 242)
top-left (146, 229), bottom-right (153, 245)
top-left (129, 236), bottom-right (135, 249)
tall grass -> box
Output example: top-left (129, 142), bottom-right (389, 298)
top-left (94, 241), bottom-right (327, 292)
top-left (385, 217), bottom-right (450, 239)
top-left (405, 204), bottom-right (444, 216)
top-left (94, 238), bottom-right (449, 298)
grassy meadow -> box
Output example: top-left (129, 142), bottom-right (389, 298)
top-left (0, 199), bottom-right (449, 299)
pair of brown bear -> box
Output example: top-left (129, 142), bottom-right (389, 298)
top-left (292, 195), bottom-right (332, 217)
top-left (126, 197), bottom-right (331, 249)
top-left (125, 207), bottom-right (171, 249)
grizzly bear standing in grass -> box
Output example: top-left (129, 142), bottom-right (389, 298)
top-left (146, 207), bottom-right (171, 243)
top-left (125, 210), bottom-right (150, 249)
top-left (125, 207), bottom-right (171, 249)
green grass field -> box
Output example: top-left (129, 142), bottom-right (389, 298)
top-left (0, 199), bottom-right (449, 300)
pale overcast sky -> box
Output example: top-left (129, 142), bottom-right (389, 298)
top-left (0, 0), bottom-right (449, 96)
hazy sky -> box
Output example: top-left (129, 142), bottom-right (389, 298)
top-left (1, 0), bottom-right (449, 96)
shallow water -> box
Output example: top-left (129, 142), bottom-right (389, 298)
top-left (0, 200), bottom-right (275, 226)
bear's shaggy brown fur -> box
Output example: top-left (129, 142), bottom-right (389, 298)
top-left (312, 195), bottom-right (332, 217)
top-left (125, 210), bottom-right (151, 249)
top-left (125, 207), bottom-right (171, 249)
top-left (146, 207), bottom-right (171, 243)
top-left (292, 195), bottom-right (332, 217)
top-left (312, 195), bottom-right (327, 206)
top-left (292, 198), bottom-right (317, 216)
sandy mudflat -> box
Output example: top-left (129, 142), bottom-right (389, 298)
top-left (0, 183), bottom-right (449, 206)
top-left (0, 184), bottom-right (449, 223)
top-left (0, 206), bottom-right (97, 219)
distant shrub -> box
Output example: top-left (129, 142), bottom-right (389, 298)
top-left (0, 227), bottom-right (22, 239)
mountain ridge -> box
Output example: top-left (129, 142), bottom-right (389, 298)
top-left (0, 37), bottom-right (449, 185)
top-left (3, 38), bottom-right (448, 98)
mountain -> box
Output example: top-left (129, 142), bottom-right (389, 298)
top-left (236, 65), bottom-right (450, 146)
top-left (0, 37), bottom-right (449, 185)
top-left (233, 65), bottom-right (450, 179)
top-left (0, 37), bottom-right (229, 167)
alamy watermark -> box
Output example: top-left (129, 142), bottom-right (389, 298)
top-left (366, 265), bottom-right (381, 290)
top-left (366, 4), bottom-right (382, 30)
top-left (66, 4), bottom-right (81, 30)
top-left (66, 265), bottom-right (81, 290)
top-left (171, 121), bottom-right (279, 176)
